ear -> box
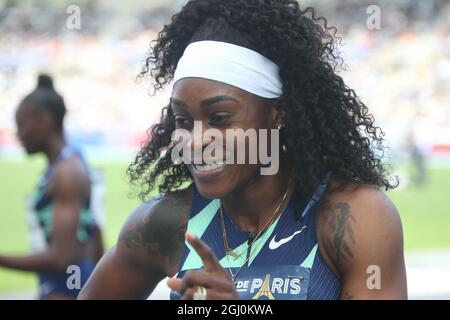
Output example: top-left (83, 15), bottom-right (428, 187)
top-left (275, 108), bottom-right (286, 127)
top-left (269, 99), bottom-right (285, 128)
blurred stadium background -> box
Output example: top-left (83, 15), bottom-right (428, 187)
top-left (0, 0), bottom-right (449, 299)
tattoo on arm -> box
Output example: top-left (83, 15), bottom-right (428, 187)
top-left (120, 195), bottom-right (190, 265)
top-left (326, 202), bottom-right (356, 266)
top-left (120, 219), bottom-right (161, 254)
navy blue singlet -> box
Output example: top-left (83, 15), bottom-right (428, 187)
top-left (170, 173), bottom-right (341, 300)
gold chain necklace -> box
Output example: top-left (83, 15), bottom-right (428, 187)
top-left (219, 184), bottom-right (292, 283)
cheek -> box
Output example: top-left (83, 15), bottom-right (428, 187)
top-left (24, 125), bottom-right (42, 144)
top-left (18, 125), bottom-right (31, 140)
top-left (223, 132), bottom-right (262, 165)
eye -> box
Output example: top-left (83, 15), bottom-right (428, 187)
top-left (174, 115), bottom-right (192, 128)
top-left (209, 113), bottom-right (231, 126)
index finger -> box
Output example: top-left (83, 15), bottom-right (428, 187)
top-left (186, 232), bottom-right (222, 272)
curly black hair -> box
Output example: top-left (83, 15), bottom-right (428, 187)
top-left (128, 0), bottom-right (397, 207)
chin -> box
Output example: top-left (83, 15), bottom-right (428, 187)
top-left (188, 163), bottom-right (228, 198)
top-left (24, 147), bottom-right (39, 155)
top-left (194, 180), bottom-right (228, 199)
top-left (192, 173), bottom-right (235, 200)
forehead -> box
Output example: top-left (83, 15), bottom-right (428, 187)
top-left (16, 102), bottom-right (42, 122)
top-left (16, 103), bottom-right (32, 118)
top-left (172, 78), bottom-right (263, 104)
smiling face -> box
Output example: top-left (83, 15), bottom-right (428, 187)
top-left (171, 78), bottom-right (281, 199)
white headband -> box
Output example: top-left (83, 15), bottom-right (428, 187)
top-left (172, 41), bottom-right (283, 98)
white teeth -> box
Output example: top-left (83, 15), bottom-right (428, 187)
top-left (194, 161), bottom-right (225, 172)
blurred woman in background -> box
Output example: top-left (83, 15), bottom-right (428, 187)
top-left (0, 74), bottom-right (104, 300)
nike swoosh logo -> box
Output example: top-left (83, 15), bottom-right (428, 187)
top-left (269, 226), bottom-right (307, 250)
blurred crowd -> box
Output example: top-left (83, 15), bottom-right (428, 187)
top-left (0, 30), bottom-right (168, 159)
top-left (0, 0), bottom-right (449, 164)
top-left (343, 28), bottom-right (450, 163)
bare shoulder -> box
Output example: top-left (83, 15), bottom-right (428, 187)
top-left (52, 155), bottom-right (88, 180)
top-left (316, 179), bottom-right (403, 278)
top-left (323, 182), bottom-right (400, 226)
top-left (49, 156), bottom-right (90, 197)
top-left (117, 185), bottom-right (193, 276)
top-left (78, 186), bottom-right (194, 299)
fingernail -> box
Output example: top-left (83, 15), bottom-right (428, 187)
top-left (185, 232), bottom-right (196, 240)
top-left (166, 278), bottom-right (176, 288)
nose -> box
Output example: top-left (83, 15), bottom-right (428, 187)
top-left (189, 124), bottom-right (215, 163)
top-left (190, 132), bottom-right (211, 150)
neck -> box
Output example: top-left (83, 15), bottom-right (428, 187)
top-left (221, 163), bottom-right (294, 234)
top-left (43, 133), bottom-right (66, 164)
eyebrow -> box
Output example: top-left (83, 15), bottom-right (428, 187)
top-left (170, 95), bottom-right (239, 109)
top-left (200, 95), bottom-right (239, 108)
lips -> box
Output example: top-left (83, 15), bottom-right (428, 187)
top-left (191, 160), bottom-right (226, 179)
top-left (194, 160), bottom-right (224, 171)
